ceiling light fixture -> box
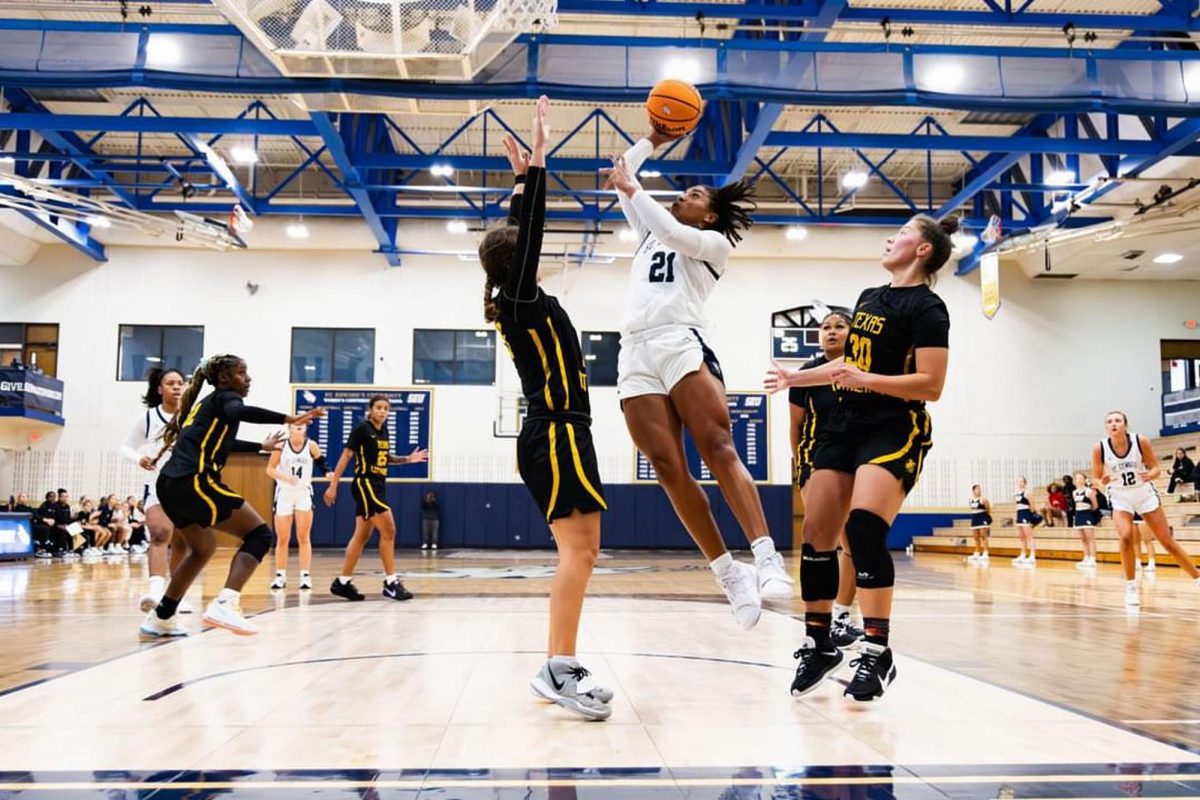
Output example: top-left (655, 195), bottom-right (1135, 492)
top-left (785, 225), bottom-right (808, 241)
top-left (446, 220), bottom-right (468, 234)
top-left (841, 170), bottom-right (869, 190)
top-left (230, 146), bottom-right (259, 165)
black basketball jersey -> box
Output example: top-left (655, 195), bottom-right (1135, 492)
top-left (495, 166), bottom-right (591, 420)
top-left (346, 420), bottom-right (390, 479)
top-left (161, 389), bottom-right (286, 478)
top-left (789, 355), bottom-right (836, 464)
top-left (839, 283), bottom-right (950, 416)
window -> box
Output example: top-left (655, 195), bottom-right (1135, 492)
top-left (291, 328), bottom-right (375, 384)
top-left (0, 323), bottom-right (60, 377)
top-left (117, 325), bottom-right (204, 381)
top-left (413, 329), bottom-right (496, 385)
top-left (581, 331), bottom-right (620, 387)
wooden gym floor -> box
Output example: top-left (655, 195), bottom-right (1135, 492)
top-left (1, 548), bottom-right (1199, 798)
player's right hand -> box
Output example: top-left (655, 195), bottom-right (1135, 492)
top-left (138, 456), bottom-right (156, 471)
top-left (763, 360), bottom-right (792, 394)
top-left (502, 134), bottom-right (530, 176)
top-left (287, 407), bottom-right (325, 426)
top-left (323, 485), bottom-right (337, 507)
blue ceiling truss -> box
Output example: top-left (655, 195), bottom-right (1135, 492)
top-left (1, 2), bottom-right (1199, 264)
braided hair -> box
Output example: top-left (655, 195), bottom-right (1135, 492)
top-left (154, 354), bottom-right (242, 464)
top-left (706, 180), bottom-right (757, 245)
top-left (479, 226), bottom-right (518, 322)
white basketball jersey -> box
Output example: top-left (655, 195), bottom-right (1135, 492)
top-left (617, 139), bottom-right (729, 335)
top-left (1072, 486), bottom-right (1093, 510)
top-left (1101, 433), bottom-right (1146, 490)
top-left (124, 406), bottom-right (172, 481)
top-left (278, 440), bottom-right (314, 491)
top-left (969, 496), bottom-right (985, 512)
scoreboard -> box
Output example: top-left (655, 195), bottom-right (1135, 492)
top-left (293, 386), bottom-right (432, 481)
top-left (635, 392), bottom-right (769, 484)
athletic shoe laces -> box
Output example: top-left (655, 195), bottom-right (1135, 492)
top-left (848, 650), bottom-right (879, 684)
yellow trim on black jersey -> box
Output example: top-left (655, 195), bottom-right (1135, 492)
top-left (566, 423), bottom-right (606, 509)
top-left (546, 422), bottom-right (561, 521)
top-left (869, 410), bottom-right (921, 466)
top-left (197, 418), bottom-right (220, 473)
top-left (210, 424), bottom-right (229, 469)
top-left (547, 318), bottom-right (571, 411)
top-left (193, 474), bottom-right (217, 526)
top-left (528, 329), bottom-right (556, 412)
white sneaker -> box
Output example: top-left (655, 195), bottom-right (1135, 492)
top-left (716, 561), bottom-right (762, 629)
top-left (1075, 559), bottom-right (1089, 569)
top-left (299, 572), bottom-right (312, 590)
top-left (138, 590), bottom-right (162, 613)
top-left (1145, 561), bottom-right (1156, 573)
top-left (269, 573), bottom-right (286, 590)
top-left (431, 543), bottom-right (438, 551)
top-left (1012, 554), bottom-right (1027, 565)
top-left (202, 597), bottom-right (257, 636)
top-left (967, 552), bottom-right (981, 563)
top-left (755, 552), bottom-right (793, 601)
top-left (1124, 585), bottom-right (1140, 607)
top-left (979, 553), bottom-right (989, 565)
top-left (1026, 556), bottom-right (1037, 568)
top-left (178, 598), bottom-right (194, 614)
top-left (139, 611), bottom-right (188, 638)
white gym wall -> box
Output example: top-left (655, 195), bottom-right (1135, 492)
top-left (0, 220), bottom-right (1195, 507)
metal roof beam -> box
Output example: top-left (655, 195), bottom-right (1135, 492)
top-left (309, 112), bottom-right (400, 266)
top-left (553, 0), bottom-right (1196, 31)
top-left (0, 114), bottom-right (316, 137)
top-left (764, 131), bottom-right (1163, 156)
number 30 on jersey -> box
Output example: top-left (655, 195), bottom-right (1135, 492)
top-left (847, 333), bottom-right (873, 371)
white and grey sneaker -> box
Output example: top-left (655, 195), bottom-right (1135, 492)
top-left (139, 611), bottom-right (189, 638)
top-left (531, 664), bottom-right (614, 704)
top-left (178, 598), bottom-right (194, 614)
top-left (755, 552), bottom-right (794, 602)
top-left (138, 590), bottom-right (163, 613)
top-left (716, 560), bottom-right (762, 629)
top-left (298, 572), bottom-right (312, 590)
top-left (1124, 584), bottom-right (1140, 607)
top-left (530, 659), bottom-right (612, 721)
top-left (269, 572), bottom-right (287, 590)
top-left (202, 597), bottom-right (257, 636)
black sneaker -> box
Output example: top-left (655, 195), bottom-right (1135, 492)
top-left (831, 615), bottom-right (864, 649)
top-left (844, 642), bottom-right (896, 702)
top-left (790, 637), bottom-right (844, 697)
top-left (382, 579), bottom-right (414, 601)
top-left (330, 578), bottom-right (365, 601)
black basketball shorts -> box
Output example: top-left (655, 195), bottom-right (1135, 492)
top-left (517, 419), bottom-right (607, 522)
top-left (352, 476), bottom-right (391, 519)
top-left (157, 472), bottom-right (245, 529)
top-left (812, 407), bottom-right (933, 495)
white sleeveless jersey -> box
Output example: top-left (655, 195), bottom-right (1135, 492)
top-left (617, 139), bottom-right (732, 335)
top-left (1101, 433), bottom-right (1146, 490)
top-left (278, 440), bottom-right (314, 491)
top-left (121, 406), bottom-right (172, 481)
top-left (969, 496), bottom-right (986, 513)
top-left (1072, 486), bottom-right (1093, 510)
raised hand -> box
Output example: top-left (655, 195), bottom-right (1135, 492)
top-left (502, 133), bottom-right (530, 176)
top-left (532, 94), bottom-right (550, 152)
top-left (261, 430), bottom-right (288, 451)
top-left (287, 407), bottom-right (325, 426)
top-left (763, 360), bottom-right (794, 394)
top-left (830, 361), bottom-right (870, 391)
top-left (407, 447), bottom-right (430, 464)
top-left (601, 156), bottom-right (639, 197)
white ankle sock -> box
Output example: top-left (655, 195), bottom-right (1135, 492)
top-left (832, 603), bottom-right (852, 620)
top-left (338, 576), bottom-right (352, 584)
top-left (709, 552), bottom-right (735, 577)
top-left (385, 573), bottom-right (399, 584)
top-left (217, 588), bottom-right (240, 603)
top-left (147, 575), bottom-right (166, 594)
top-left (750, 536), bottom-right (777, 561)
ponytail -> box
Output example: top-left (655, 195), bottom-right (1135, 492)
top-left (154, 354), bottom-right (242, 465)
top-left (483, 277), bottom-right (499, 323)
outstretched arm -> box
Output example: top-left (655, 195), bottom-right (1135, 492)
top-left (505, 96), bottom-right (549, 314)
top-left (628, 190), bottom-right (732, 262)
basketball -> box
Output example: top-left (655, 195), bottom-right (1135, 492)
top-left (646, 79), bottom-right (703, 136)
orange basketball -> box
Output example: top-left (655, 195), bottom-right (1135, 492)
top-left (646, 79), bottom-right (703, 136)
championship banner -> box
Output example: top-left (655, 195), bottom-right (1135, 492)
top-left (635, 392), bottom-right (769, 484)
top-left (0, 368), bottom-right (64, 416)
top-left (980, 252), bottom-right (1001, 320)
top-left (293, 386), bottom-right (433, 481)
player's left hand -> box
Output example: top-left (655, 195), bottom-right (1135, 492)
top-left (532, 94), bottom-right (550, 152)
top-left (261, 430), bottom-right (287, 451)
top-left (1137, 470), bottom-right (1153, 483)
top-left (501, 134), bottom-right (530, 176)
top-left (763, 360), bottom-right (793, 394)
top-left (407, 447), bottom-right (430, 464)
top-left (286, 407), bottom-right (325, 426)
top-left (831, 361), bottom-right (871, 390)
top-left (601, 156), bottom-right (639, 197)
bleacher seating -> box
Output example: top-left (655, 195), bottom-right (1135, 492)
top-left (913, 431), bottom-right (1200, 565)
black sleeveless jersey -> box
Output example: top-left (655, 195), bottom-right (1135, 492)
top-left (345, 420), bottom-right (390, 479)
top-left (161, 390), bottom-right (286, 478)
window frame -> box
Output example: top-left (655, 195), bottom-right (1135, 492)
top-left (289, 326), bottom-right (377, 385)
top-left (115, 324), bottom-right (205, 382)
top-left (411, 328), bottom-right (497, 386)
top-left (0, 322), bottom-right (60, 378)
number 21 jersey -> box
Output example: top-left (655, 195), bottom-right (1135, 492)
top-left (839, 283), bottom-right (950, 416)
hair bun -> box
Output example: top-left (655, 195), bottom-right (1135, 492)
top-left (939, 217), bottom-right (961, 236)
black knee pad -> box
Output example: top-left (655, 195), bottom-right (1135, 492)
top-left (800, 543), bottom-right (840, 602)
top-left (238, 524), bottom-right (273, 562)
top-left (846, 509), bottom-right (894, 589)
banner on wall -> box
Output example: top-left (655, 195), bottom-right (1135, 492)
top-left (0, 368), bottom-right (64, 417)
top-left (293, 386), bottom-right (433, 481)
top-left (980, 252), bottom-right (1001, 320)
top-left (634, 392), bottom-right (769, 484)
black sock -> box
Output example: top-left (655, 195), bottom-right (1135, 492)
top-left (863, 616), bottom-right (890, 648)
top-left (155, 595), bottom-right (180, 620)
top-left (805, 611), bottom-right (833, 650)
